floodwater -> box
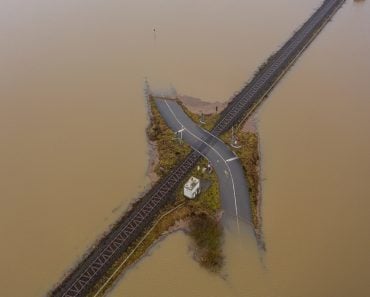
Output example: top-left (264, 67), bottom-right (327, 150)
top-left (108, 1), bottom-right (370, 297)
top-left (0, 0), bottom-right (369, 297)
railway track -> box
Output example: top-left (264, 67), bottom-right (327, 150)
top-left (50, 1), bottom-right (345, 296)
top-left (214, 0), bottom-right (345, 135)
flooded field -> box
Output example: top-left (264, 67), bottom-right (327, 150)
top-left (0, 0), bottom-right (369, 296)
top-left (108, 1), bottom-right (370, 297)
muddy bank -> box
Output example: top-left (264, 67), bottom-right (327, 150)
top-left (177, 94), bottom-right (227, 115)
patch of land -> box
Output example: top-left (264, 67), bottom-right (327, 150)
top-left (86, 96), bottom-right (225, 297)
top-left (178, 94), bottom-right (263, 232)
top-left (146, 97), bottom-right (192, 178)
top-left (86, 93), bottom-right (262, 297)
top-left (221, 128), bottom-right (262, 231)
top-left (146, 95), bottom-right (224, 271)
top-left (178, 95), bottom-right (227, 115)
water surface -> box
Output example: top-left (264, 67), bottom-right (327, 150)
top-left (1, 0), bottom-right (369, 296)
top-left (108, 1), bottom-right (370, 297)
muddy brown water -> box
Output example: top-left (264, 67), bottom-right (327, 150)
top-left (0, 0), bottom-right (369, 296)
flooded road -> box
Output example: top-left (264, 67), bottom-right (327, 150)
top-left (0, 0), bottom-right (369, 296)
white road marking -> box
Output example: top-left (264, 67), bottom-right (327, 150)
top-left (164, 100), bottom-right (240, 226)
top-left (226, 156), bottom-right (239, 162)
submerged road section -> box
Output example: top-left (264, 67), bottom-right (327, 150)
top-left (50, 1), bottom-right (345, 296)
top-left (155, 98), bottom-right (251, 224)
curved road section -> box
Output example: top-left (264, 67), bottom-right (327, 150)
top-left (50, 1), bottom-right (345, 296)
top-left (155, 98), bottom-right (251, 225)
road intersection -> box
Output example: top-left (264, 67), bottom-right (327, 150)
top-left (154, 98), bottom-right (251, 226)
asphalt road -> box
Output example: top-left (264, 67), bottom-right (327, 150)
top-left (155, 98), bottom-right (251, 225)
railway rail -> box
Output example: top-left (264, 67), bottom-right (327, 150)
top-left (50, 1), bottom-right (345, 296)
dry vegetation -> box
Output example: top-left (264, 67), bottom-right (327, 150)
top-left (221, 129), bottom-right (261, 229)
top-left (189, 213), bottom-right (223, 272)
top-left (147, 97), bottom-right (191, 177)
top-left (178, 100), bottom-right (220, 131)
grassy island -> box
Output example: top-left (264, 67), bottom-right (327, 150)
top-left (87, 95), bottom-right (261, 297)
top-left (146, 96), bottom-right (224, 271)
top-left (86, 97), bottom-right (224, 297)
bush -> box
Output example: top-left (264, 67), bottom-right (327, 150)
top-left (189, 213), bottom-right (224, 272)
